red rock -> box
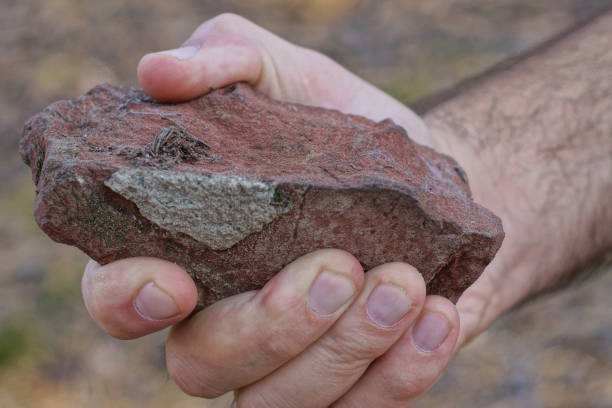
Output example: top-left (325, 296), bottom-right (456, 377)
top-left (20, 83), bottom-right (503, 308)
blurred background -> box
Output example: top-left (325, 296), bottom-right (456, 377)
top-left (1, 1), bottom-right (612, 407)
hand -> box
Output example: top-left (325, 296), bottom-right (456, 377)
top-left (82, 13), bottom-right (512, 406)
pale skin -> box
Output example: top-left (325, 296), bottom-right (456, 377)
top-left (82, 12), bottom-right (612, 407)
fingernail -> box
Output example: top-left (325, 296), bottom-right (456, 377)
top-left (411, 310), bottom-right (451, 352)
top-left (366, 283), bottom-right (412, 327)
top-left (157, 45), bottom-right (199, 60)
top-left (309, 271), bottom-right (355, 316)
top-left (134, 282), bottom-right (180, 320)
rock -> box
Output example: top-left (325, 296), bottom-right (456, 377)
top-left (20, 83), bottom-right (504, 308)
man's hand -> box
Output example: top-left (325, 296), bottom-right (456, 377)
top-left (136, 14), bottom-right (433, 148)
top-left (81, 12), bottom-right (612, 406)
top-left (83, 14), bottom-right (459, 406)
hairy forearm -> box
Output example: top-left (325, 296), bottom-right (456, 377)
top-left (424, 11), bottom-right (612, 303)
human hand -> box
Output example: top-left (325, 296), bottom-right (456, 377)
top-left (86, 248), bottom-right (460, 407)
top-left (82, 13), bottom-right (516, 406)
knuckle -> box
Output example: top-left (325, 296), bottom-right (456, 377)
top-left (191, 13), bottom-right (254, 43)
top-left (255, 323), bottom-right (310, 363)
top-left (317, 331), bottom-right (380, 374)
top-left (256, 331), bottom-right (295, 362)
top-left (255, 294), bottom-right (312, 360)
top-left (209, 13), bottom-right (250, 33)
top-left (337, 332), bottom-right (381, 361)
top-left (246, 297), bottom-right (313, 363)
top-left (258, 283), bottom-right (302, 320)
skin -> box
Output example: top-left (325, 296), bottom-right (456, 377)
top-left (82, 12), bottom-right (612, 407)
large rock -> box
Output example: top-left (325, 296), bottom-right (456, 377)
top-left (20, 83), bottom-right (503, 307)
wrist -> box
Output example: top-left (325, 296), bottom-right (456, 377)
top-left (426, 101), bottom-right (612, 300)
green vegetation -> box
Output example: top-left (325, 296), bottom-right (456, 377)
top-left (0, 322), bottom-right (32, 367)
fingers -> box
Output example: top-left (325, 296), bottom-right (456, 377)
top-left (135, 14), bottom-right (433, 147)
top-left (81, 257), bottom-right (197, 340)
top-left (455, 262), bottom-right (507, 348)
top-left (137, 13), bottom-right (288, 102)
top-left (333, 296), bottom-right (459, 408)
top-left (165, 249), bottom-right (364, 398)
top-left (236, 263), bottom-right (426, 408)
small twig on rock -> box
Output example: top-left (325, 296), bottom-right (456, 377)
top-left (151, 126), bottom-right (210, 162)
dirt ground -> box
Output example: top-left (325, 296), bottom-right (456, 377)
top-left (1, 1), bottom-right (611, 407)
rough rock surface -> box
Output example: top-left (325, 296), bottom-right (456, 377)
top-left (20, 83), bottom-right (504, 307)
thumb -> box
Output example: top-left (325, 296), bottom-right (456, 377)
top-left (82, 257), bottom-right (198, 339)
top-left (137, 13), bottom-right (434, 147)
top-left (137, 13), bottom-right (290, 102)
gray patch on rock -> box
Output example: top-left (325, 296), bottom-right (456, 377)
top-left (105, 169), bottom-right (291, 250)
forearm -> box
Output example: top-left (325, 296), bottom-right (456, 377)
top-left (425, 11), bottom-right (612, 306)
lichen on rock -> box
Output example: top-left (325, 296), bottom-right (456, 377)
top-left (105, 169), bottom-right (290, 250)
